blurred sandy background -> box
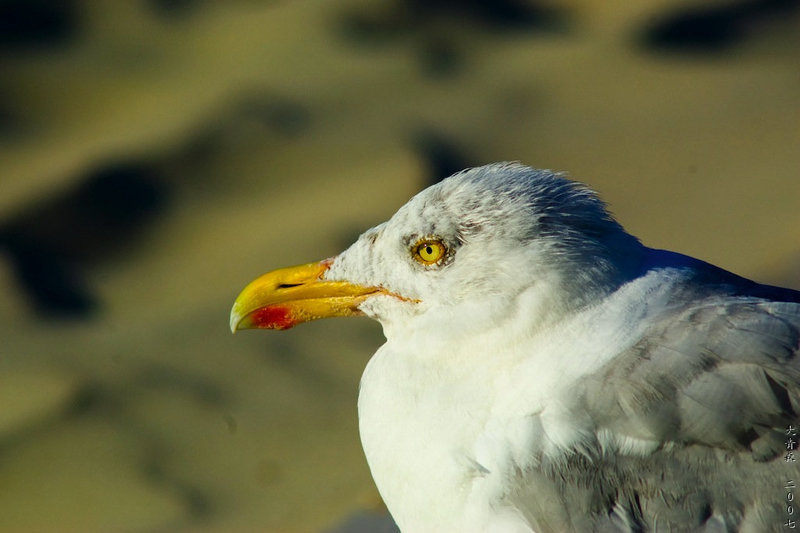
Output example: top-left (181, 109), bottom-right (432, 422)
top-left (0, 0), bottom-right (798, 532)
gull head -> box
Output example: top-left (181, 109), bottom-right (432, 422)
top-left (230, 162), bottom-right (644, 337)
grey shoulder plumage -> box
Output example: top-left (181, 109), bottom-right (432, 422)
top-left (572, 256), bottom-right (800, 531)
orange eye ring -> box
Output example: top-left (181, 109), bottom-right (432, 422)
top-left (413, 239), bottom-right (446, 265)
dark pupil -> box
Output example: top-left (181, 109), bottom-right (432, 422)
top-left (425, 246), bottom-right (433, 255)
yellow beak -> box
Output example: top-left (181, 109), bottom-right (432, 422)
top-left (230, 259), bottom-right (382, 332)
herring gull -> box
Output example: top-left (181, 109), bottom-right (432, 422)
top-left (231, 162), bottom-right (800, 532)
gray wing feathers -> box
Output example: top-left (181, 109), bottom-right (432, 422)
top-left (586, 300), bottom-right (800, 456)
top-left (572, 298), bottom-right (800, 531)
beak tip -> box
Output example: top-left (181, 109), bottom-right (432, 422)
top-left (229, 306), bottom-right (242, 334)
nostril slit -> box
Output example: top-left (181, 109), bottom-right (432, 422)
top-left (277, 283), bottom-right (302, 289)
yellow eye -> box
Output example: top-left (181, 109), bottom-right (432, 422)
top-left (413, 239), bottom-right (446, 265)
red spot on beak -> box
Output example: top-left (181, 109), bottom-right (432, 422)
top-left (250, 306), bottom-right (296, 330)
